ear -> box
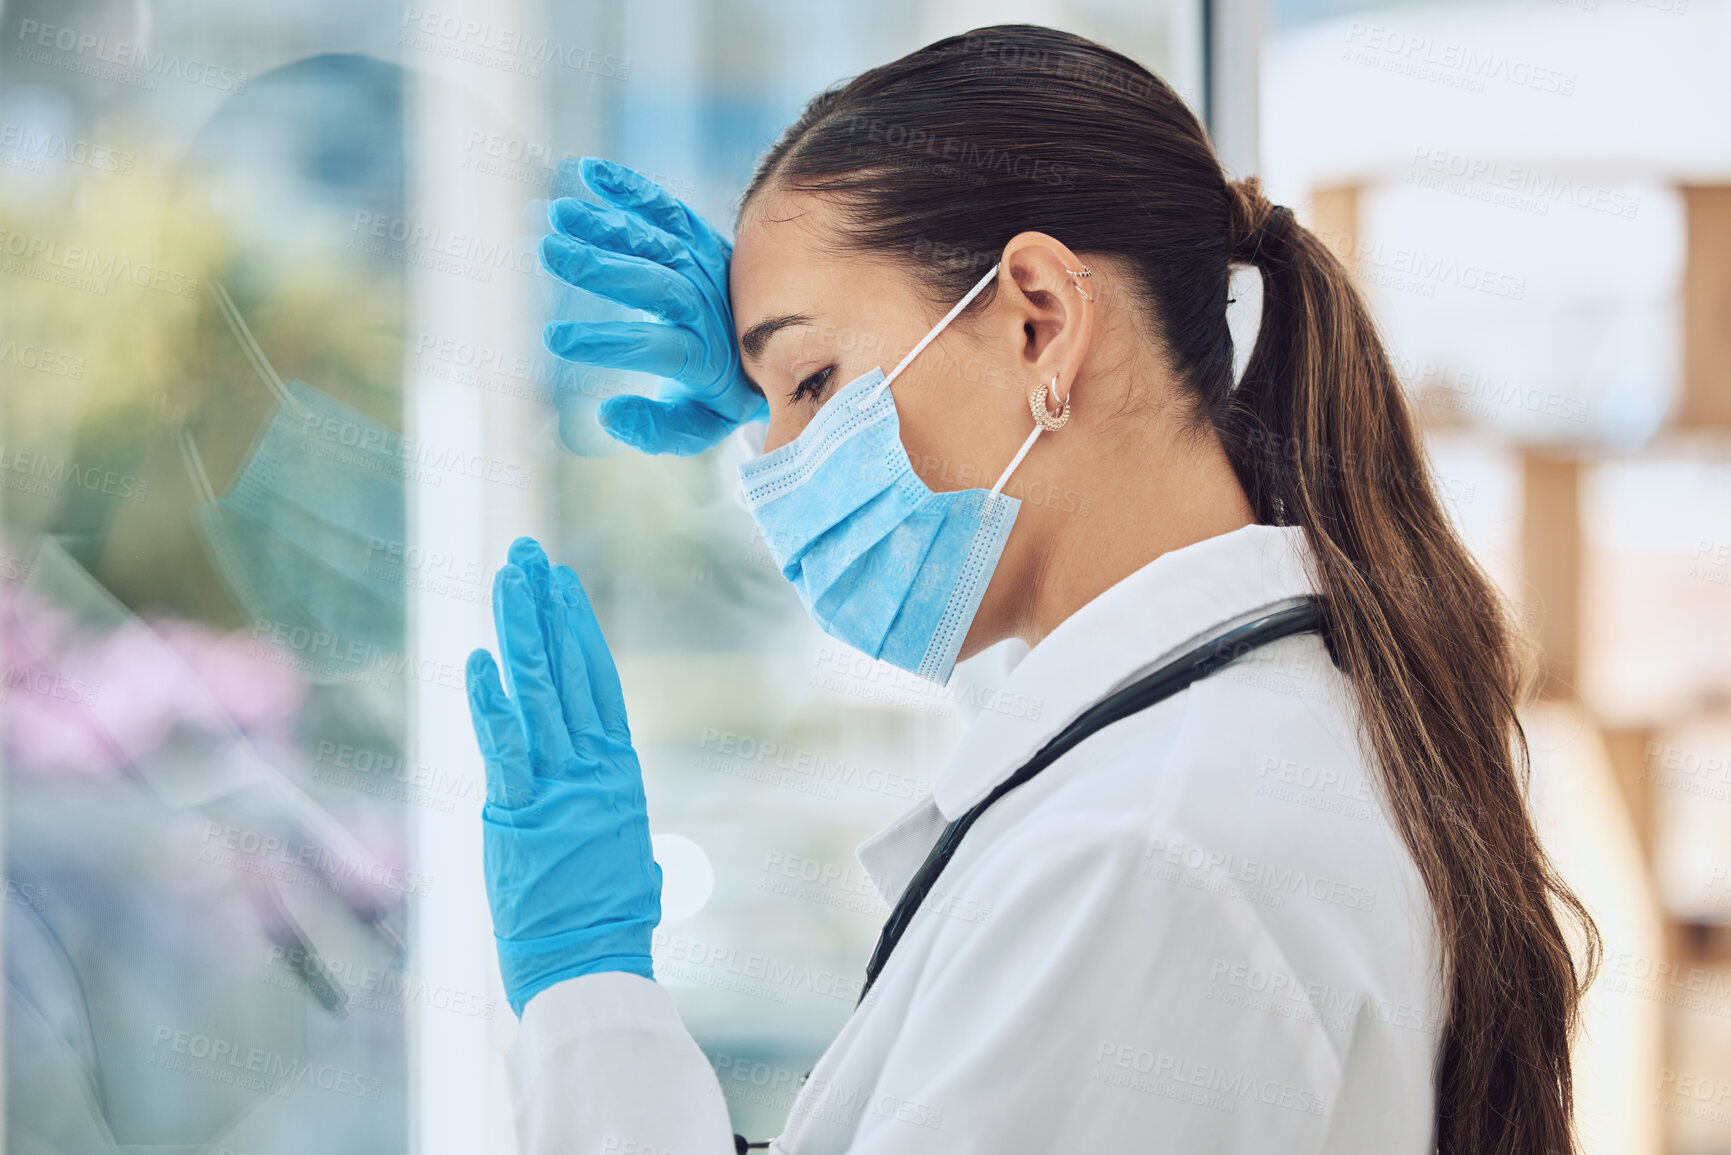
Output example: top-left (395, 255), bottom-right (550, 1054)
top-left (991, 232), bottom-right (1096, 408)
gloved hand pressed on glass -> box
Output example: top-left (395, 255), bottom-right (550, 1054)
top-left (466, 536), bottom-right (661, 1016)
top-left (540, 156), bottom-right (769, 456)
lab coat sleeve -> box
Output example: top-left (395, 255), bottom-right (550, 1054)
top-left (506, 970), bottom-right (736, 1155)
top-left (837, 810), bottom-right (1345, 1154)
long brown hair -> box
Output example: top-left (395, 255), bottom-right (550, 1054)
top-left (743, 24), bottom-right (1600, 1154)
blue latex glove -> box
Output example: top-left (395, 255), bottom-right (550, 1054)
top-left (466, 536), bottom-right (661, 1015)
top-left (540, 156), bottom-right (769, 456)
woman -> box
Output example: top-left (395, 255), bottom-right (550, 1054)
top-left (466, 24), bottom-right (1599, 1155)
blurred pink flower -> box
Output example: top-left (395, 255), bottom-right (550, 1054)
top-left (1, 585), bottom-right (306, 776)
top-left (151, 616), bottom-right (305, 737)
top-left (1, 587), bottom-right (118, 777)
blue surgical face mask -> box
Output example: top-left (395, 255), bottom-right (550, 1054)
top-left (737, 262), bottom-right (1049, 685)
top-left (182, 379), bottom-right (407, 682)
top-left (177, 283), bottom-right (406, 682)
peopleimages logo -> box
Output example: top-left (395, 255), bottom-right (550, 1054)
top-left (15, 20), bottom-right (249, 92)
top-left (697, 728), bottom-right (931, 801)
top-left (1342, 22), bottom-right (1576, 97)
top-left (0, 122), bottom-right (135, 175)
top-left (0, 443), bottom-right (149, 502)
top-left (149, 1025), bottom-right (380, 1100)
top-left (398, 9), bottom-right (630, 80)
top-left (1140, 837), bottom-right (1378, 913)
top-left (1092, 1041), bottom-right (1328, 1116)
top-left (199, 821), bottom-right (433, 898)
top-left (0, 228), bottom-right (200, 298)
top-left (0, 339), bottom-right (85, 379)
top-left (1406, 146), bottom-right (1640, 220)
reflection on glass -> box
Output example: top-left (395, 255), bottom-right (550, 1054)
top-left (4, 41), bottom-right (415, 1154)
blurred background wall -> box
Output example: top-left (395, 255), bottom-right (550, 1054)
top-left (0, 0), bottom-right (1726, 1152)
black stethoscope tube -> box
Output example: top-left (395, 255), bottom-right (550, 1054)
top-left (859, 598), bottom-right (1326, 1003)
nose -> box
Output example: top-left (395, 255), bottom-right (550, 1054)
top-left (760, 407), bottom-right (815, 456)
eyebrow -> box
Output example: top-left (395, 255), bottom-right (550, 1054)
top-left (739, 312), bottom-right (813, 361)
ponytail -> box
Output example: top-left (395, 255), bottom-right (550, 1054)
top-left (1220, 175), bottom-right (1601, 1155)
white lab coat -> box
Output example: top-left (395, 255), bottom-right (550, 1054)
top-left (506, 524), bottom-right (1444, 1154)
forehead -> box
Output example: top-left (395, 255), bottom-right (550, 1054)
top-left (730, 189), bottom-right (909, 335)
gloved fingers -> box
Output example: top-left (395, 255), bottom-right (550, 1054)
top-left (543, 320), bottom-right (701, 381)
top-left (596, 394), bottom-right (741, 457)
top-left (507, 538), bottom-right (607, 748)
top-left (466, 649), bottom-right (534, 808)
top-left (493, 564), bottom-right (577, 775)
top-left (579, 157), bottom-right (728, 259)
top-left (506, 538), bottom-right (570, 710)
top-left (550, 564), bottom-right (632, 744)
top-left (548, 197), bottom-right (684, 270)
top-left (540, 234), bottom-right (708, 324)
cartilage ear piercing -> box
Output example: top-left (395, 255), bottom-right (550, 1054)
top-left (1065, 264), bottom-right (1094, 301)
top-left (1030, 374), bottom-right (1072, 432)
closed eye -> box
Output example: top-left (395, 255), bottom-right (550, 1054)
top-left (790, 365), bottom-right (835, 405)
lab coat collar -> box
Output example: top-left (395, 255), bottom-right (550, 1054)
top-left (931, 523), bottom-right (1318, 820)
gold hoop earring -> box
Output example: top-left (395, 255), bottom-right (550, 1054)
top-left (1030, 375), bottom-right (1071, 431)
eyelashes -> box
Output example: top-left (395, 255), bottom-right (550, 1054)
top-left (789, 365), bottom-right (835, 405)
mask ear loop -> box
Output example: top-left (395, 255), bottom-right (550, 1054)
top-left (989, 423), bottom-right (1043, 500)
top-left (861, 262), bottom-right (1002, 408)
top-left (177, 280), bottom-right (309, 495)
top-left (176, 426), bottom-right (219, 505)
top-left (859, 259), bottom-right (1078, 506)
top-left (209, 280), bottom-right (304, 415)
top-left (989, 370), bottom-right (1068, 500)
